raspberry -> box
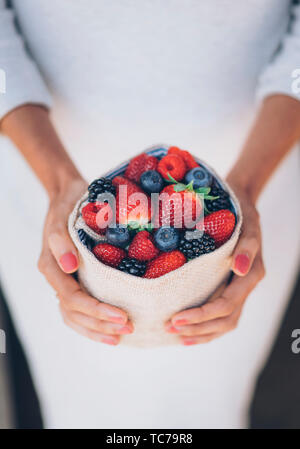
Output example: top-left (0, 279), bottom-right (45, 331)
top-left (157, 154), bottom-right (186, 181)
top-left (168, 146), bottom-right (198, 170)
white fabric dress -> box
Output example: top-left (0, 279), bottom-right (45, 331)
top-left (0, 0), bottom-right (299, 429)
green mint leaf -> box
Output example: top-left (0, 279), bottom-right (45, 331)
top-left (205, 195), bottom-right (219, 201)
top-left (185, 180), bottom-right (194, 191)
top-left (173, 184), bottom-right (187, 192)
top-left (195, 187), bottom-right (211, 195)
top-left (167, 173), bottom-right (178, 184)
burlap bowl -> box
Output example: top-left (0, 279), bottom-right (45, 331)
top-left (68, 145), bottom-right (242, 347)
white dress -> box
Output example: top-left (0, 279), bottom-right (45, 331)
top-left (0, 0), bottom-right (299, 429)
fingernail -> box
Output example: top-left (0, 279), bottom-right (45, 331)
top-left (234, 254), bottom-right (250, 274)
top-left (59, 252), bottom-right (78, 273)
top-left (173, 319), bottom-right (189, 326)
top-left (104, 307), bottom-right (127, 324)
top-left (101, 337), bottom-right (118, 346)
top-left (166, 325), bottom-right (180, 334)
top-left (118, 326), bottom-right (133, 335)
top-left (108, 314), bottom-right (127, 324)
top-left (182, 338), bottom-right (197, 346)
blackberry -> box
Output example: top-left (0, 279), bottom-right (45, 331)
top-left (206, 185), bottom-right (231, 213)
top-left (88, 177), bottom-right (116, 202)
top-left (118, 257), bottom-right (147, 277)
top-left (179, 233), bottom-right (215, 259)
top-left (77, 229), bottom-right (95, 251)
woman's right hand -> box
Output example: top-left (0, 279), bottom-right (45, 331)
top-left (1, 105), bottom-right (133, 345)
top-left (38, 177), bottom-right (133, 345)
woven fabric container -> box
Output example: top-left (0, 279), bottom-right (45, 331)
top-left (68, 145), bottom-right (242, 347)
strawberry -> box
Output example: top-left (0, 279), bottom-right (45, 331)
top-left (128, 231), bottom-right (159, 261)
top-left (125, 154), bottom-right (158, 182)
top-left (125, 154), bottom-right (147, 183)
top-left (156, 184), bottom-right (203, 229)
top-left (157, 154), bottom-right (186, 181)
top-left (142, 155), bottom-right (158, 174)
top-left (112, 176), bottom-right (152, 226)
top-left (82, 202), bottom-right (113, 235)
top-left (204, 209), bottom-right (235, 247)
top-left (144, 250), bottom-right (186, 278)
top-left (168, 146), bottom-right (198, 170)
top-left (92, 243), bottom-right (126, 267)
top-left (112, 176), bottom-right (144, 195)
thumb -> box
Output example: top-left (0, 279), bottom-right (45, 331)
top-left (48, 230), bottom-right (79, 274)
top-left (231, 235), bottom-right (259, 277)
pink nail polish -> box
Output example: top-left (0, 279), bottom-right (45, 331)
top-left (107, 314), bottom-right (127, 324)
top-left (101, 337), bottom-right (118, 346)
top-left (118, 326), bottom-right (132, 335)
top-left (59, 252), bottom-right (78, 273)
top-left (101, 305), bottom-right (127, 324)
top-left (234, 254), bottom-right (250, 274)
top-left (183, 339), bottom-right (197, 346)
top-left (166, 325), bottom-right (180, 334)
top-left (174, 319), bottom-right (188, 326)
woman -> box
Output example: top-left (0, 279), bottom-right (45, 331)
top-left (0, 0), bottom-right (299, 428)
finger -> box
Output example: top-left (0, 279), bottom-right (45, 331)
top-left (166, 314), bottom-right (237, 336)
top-left (231, 209), bottom-right (261, 276)
top-left (171, 297), bottom-right (234, 326)
top-left (60, 307), bottom-right (120, 345)
top-left (172, 253), bottom-right (265, 326)
top-left (48, 228), bottom-right (79, 274)
top-left (60, 305), bottom-right (133, 335)
top-left (39, 253), bottom-right (129, 324)
top-left (180, 333), bottom-right (223, 346)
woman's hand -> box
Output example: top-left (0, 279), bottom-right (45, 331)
top-left (165, 185), bottom-right (265, 345)
top-left (38, 177), bottom-right (134, 345)
top-left (1, 106), bottom-right (133, 346)
top-left (165, 95), bottom-right (300, 345)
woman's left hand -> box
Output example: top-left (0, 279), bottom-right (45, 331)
top-left (165, 184), bottom-right (266, 346)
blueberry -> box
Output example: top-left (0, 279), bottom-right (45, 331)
top-left (140, 170), bottom-right (164, 194)
top-left (154, 227), bottom-right (180, 252)
top-left (184, 167), bottom-right (212, 189)
top-left (106, 225), bottom-right (131, 248)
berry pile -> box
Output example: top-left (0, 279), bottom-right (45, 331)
top-left (79, 146), bottom-right (236, 278)
top-left (179, 234), bottom-right (215, 259)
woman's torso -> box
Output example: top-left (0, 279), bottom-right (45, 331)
top-left (11, 0), bottom-right (291, 177)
